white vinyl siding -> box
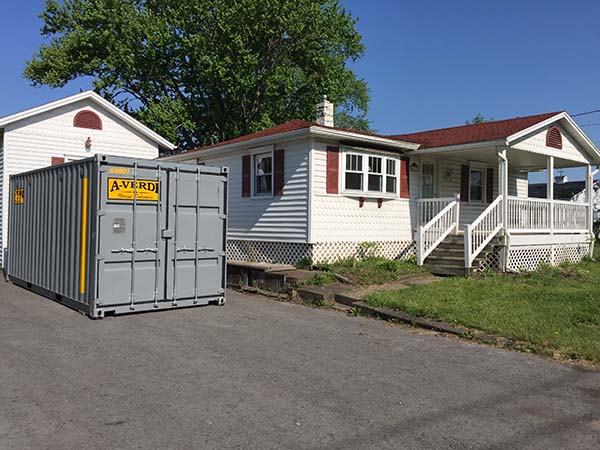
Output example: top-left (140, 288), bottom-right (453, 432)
top-left (180, 139), bottom-right (309, 243)
top-left (310, 141), bottom-right (413, 243)
top-left (0, 99), bottom-right (159, 264)
top-left (512, 124), bottom-right (589, 164)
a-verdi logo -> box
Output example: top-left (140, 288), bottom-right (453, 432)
top-left (14, 188), bottom-right (24, 205)
top-left (107, 178), bottom-right (159, 201)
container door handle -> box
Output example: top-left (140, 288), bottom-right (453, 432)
top-left (111, 247), bottom-right (134, 254)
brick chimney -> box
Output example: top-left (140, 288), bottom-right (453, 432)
top-left (316, 95), bottom-right (334, 127)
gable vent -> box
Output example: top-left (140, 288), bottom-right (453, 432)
top-left (74, 110), bottom-right (102, 130)
top-left (546, 126), bottom-right (562, 149)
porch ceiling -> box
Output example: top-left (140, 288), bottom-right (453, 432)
top-left (427, 146), bottom-right (589, 170)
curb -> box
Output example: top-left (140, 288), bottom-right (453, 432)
top-left (352, 301), bottom-right (468, 337)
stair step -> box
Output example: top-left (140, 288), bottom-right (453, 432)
top-left (426, 255), bottom-right (464, 262)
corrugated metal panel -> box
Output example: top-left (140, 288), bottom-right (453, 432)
top-left (7, 155), bottom-right (228, 318)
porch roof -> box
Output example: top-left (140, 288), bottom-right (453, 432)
top-left (389, 112), bottom-right (560, 149)
top-left (391, 111), bottom-right (600, 166)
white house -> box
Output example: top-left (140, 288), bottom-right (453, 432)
top-left (164, 98), bottom-right (600, 274)
top-left (0, 91), bottom-right (175, 264)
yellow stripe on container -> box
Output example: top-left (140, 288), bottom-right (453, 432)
top-left (79, 177), bottom-right (89, 295)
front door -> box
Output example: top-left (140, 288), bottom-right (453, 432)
top-left (421, 162), bottom-right (437, 198)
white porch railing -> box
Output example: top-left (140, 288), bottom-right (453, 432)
top-left (465, 196), bottom-right (503, 268)
top-left (553, 200), bottom-right (588, 231)
top-left (416, 195), bottom-right (460, 265)
top-left (506, 196), bottom-right (588, 232)
top-left (416, 197), bottom-right (457, 224)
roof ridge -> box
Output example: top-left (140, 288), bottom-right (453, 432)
top-left (390, 111), bottom-right (564, 138)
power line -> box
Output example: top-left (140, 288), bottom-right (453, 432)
top-left (571, 109), bottom-right (600, 117)
top-left (581, 122), bottom-right (600, 127)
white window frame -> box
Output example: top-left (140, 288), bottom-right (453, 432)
top-left (468, 163), bottom-right (486, 203)
top-left (342, 149), bottom-right (400, 198)
top-left (251, 147), bottom-right (274, 198)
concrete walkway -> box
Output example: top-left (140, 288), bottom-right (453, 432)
top-left (0, 281), bottom-right (598, 450)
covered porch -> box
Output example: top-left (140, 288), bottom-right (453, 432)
top-left (413, 144), bottom-right (596, 272)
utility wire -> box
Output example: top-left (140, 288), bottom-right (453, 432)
top-left (571, 109), bottom-right (600, 117)
top-left (581, 122), bottom-right (600, 128)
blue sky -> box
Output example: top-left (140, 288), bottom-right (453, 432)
top-left (1, 0), bottom-right (599, 181)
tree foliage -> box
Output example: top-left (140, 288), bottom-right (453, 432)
top-left (25, 0), bottom-right (370, 150)
top-left (466, 113), bottom-right (493, 125)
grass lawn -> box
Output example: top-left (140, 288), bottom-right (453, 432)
top-left (364, 260), bottom-right (600, 363)
top-left (315, 256), bottom-right (429, 285)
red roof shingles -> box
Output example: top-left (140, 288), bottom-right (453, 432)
top-left (168, 111), bottom-right (564, 158)
top-left (168, 119), bottom-right (414, 158)
top-left (389, 111), bottom-right (562, 149)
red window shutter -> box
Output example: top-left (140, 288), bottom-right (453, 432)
top-left (546, 126), bottom-right (562, 149)
top-left (400, 158), bottom-right (410, 198)
top-left (242, 155), bottom-right (251, 197)
top-left (460, 165), bottom-right (470, 202)
top-left (274, 149), bottom-right (285, 196)
top-left (326, 146), bottom-right (339, 194)
top-left (73, 110), bottom-right (102, 130)
top-left (51, 157), bottom-right (65, 166)
top-left (486, 168), bottom-right (494, 203)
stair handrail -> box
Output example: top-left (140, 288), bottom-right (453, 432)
top-left (417, 194), bottom-right (460, 265)
top-left (464, 195), bottom-right (503, 268)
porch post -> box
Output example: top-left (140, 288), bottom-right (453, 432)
top-left (547, 156), bottom-right (554, 235)
top-left (586, 164), bottom-right (593, 235)
top-left (497, 147), bottom-right (508, 227)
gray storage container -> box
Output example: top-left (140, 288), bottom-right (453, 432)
top-left (7, 155), bottom-right (228, 318)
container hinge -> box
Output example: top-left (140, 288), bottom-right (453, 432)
top-left (97, 254), bottom-right (105, 261)
top-left (96, 210), bottom-right (107, 217)
top-left (218, 251), bottom-right (226, 257)
top-left (219, 214), bottom-right (227, 220)
top-left (176, 246), bottom-right (195, 253)
top-left (198, 246), bottom-right (215, 252)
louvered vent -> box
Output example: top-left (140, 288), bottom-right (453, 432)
top-left (74, 110), bottom-right (102, 130)
top-left (546, 126), bottom-right (562, 149)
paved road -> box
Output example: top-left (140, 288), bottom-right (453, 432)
top-left (0, 282), bottom-right (599, 450)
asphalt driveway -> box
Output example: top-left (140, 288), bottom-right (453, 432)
top-left (0, 281), bottom-right (599, 450)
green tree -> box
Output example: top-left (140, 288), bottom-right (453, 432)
top-left (25, 0), bottom-right (371, 150)
top-left (466, 113), bottom-right (493, 125)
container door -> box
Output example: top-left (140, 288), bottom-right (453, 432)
top-left (165, 168), bottom-right (226, 304)
top-left (96, 165), bottom-right (167, 309)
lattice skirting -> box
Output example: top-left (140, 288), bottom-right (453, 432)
top-left (227, 239), bottom-right (416, 265)
top-left (506, 243), bottom-right (592, 272)
top-left (311, 241), bottom-right (415, 263)
top-left (227, 240), bottom-right (312, 265)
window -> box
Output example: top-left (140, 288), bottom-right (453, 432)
top-left (386, 159), bottom-right (397, 194)
top-left (343, 151), bottom-right (398, 196)
top-left (254, 152), bottom-right (272, 195)
top-left (345, 154), bottom-right (363, 190)
top-left (469, 168), bottom-right (483, 202)
top-left (368, 156), bottom-right (383, 191)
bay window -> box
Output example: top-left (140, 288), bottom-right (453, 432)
top-left (343, 151), bottom-right (398, 196)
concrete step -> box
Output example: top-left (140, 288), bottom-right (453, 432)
top-left (424, 263), bottom-right (468, 277)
